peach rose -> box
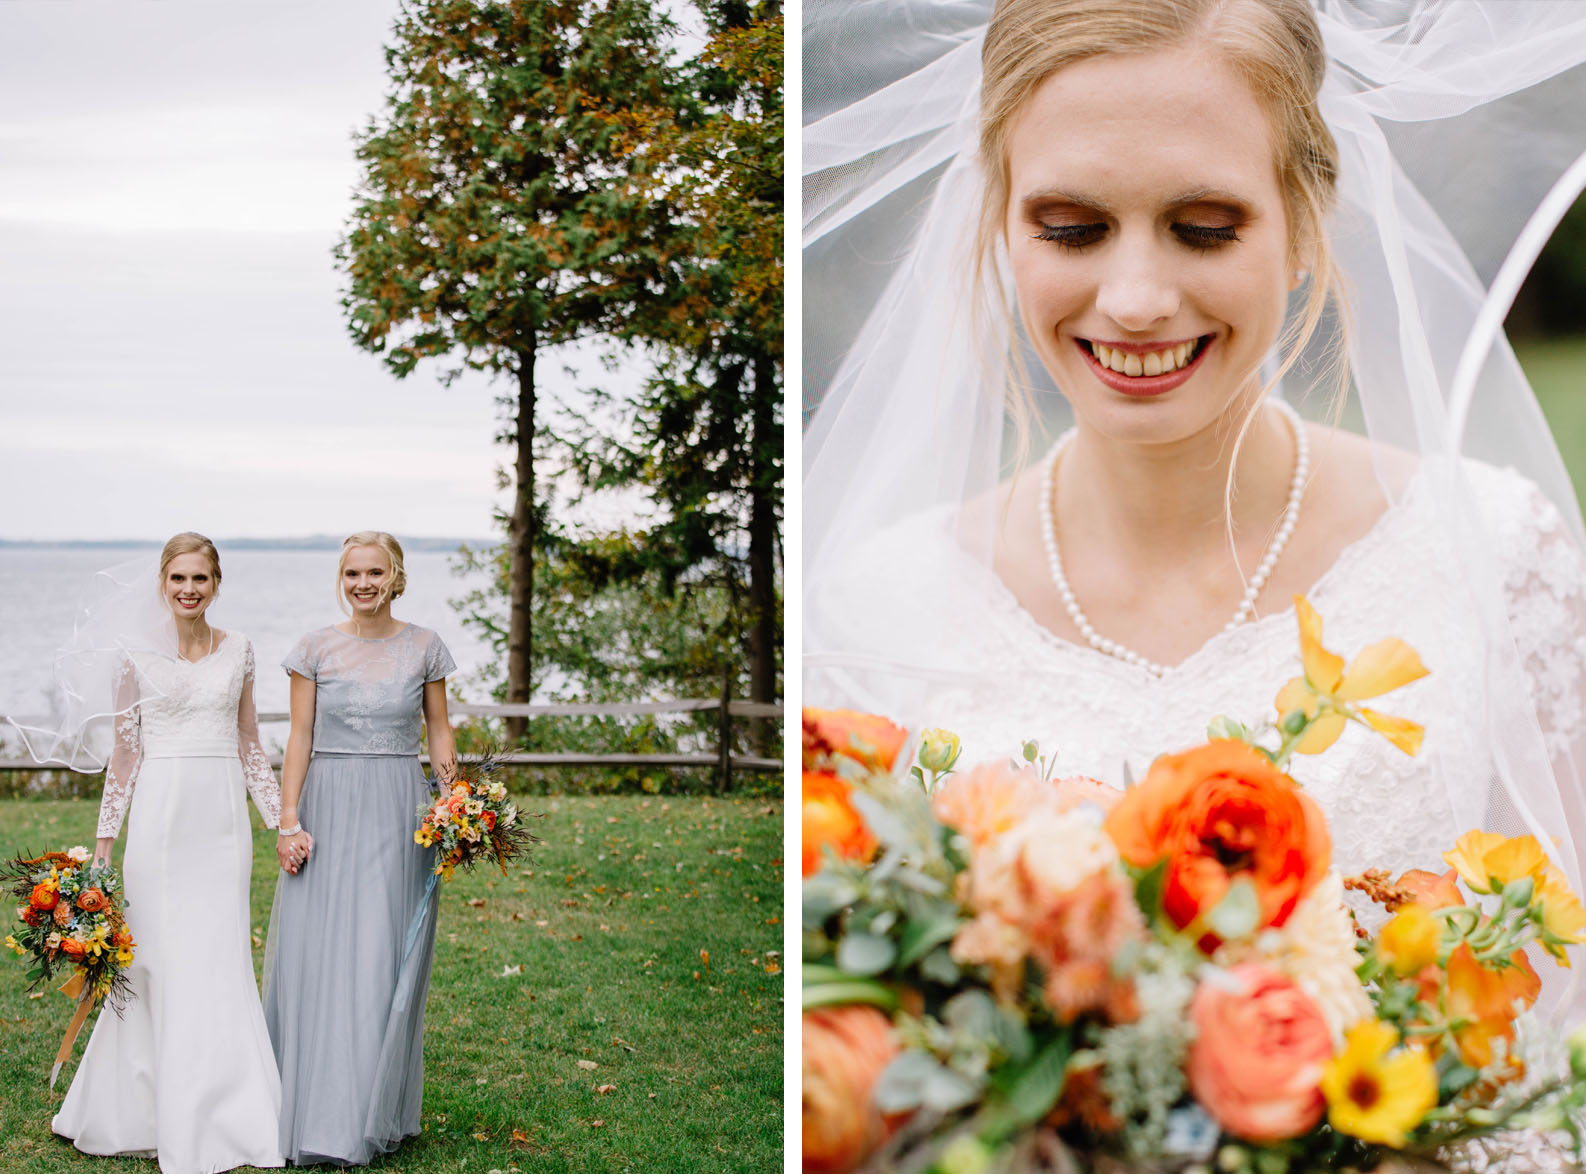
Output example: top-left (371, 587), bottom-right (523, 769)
top-left (1187, 964), bottom-right (1331, 1141)
top-left (1052, 775), bottom-right (1125, 814)
top-left (76, 888), bottom-right (108, 913)
top-left (932, 760), bottom-right (1054, 849)
top-left (802, 1005), bottom-right (900, 1174)
top-left (29, 883), bottom-right (57, 912)
top-left (1105, 741), bottom-right (1330, 950)
top-left (803, 771), bottom-right (877, 877)
top-left (803, 708), bottom-right (907, 773)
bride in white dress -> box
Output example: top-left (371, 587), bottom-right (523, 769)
top-left (46, 533), bottom-right (285, 1173)
top-left (804, 0), bottom-right (1586, 1008)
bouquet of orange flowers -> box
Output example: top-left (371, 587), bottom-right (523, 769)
top-left (4, 846), bottom-right (136, 1085)
top-left (413, 752), bottom-right (537, 880)
top-left (803, 598), bottom-right (1586, 1174)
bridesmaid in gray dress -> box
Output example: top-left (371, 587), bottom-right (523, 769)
top-left (263, 531), bottom-right (457, 1165)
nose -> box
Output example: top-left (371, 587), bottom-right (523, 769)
top-left (1093, 233), bottom-right (1180, 332)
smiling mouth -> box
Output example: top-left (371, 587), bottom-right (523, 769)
top-left (1084, 336), bottom-right (1210, 377)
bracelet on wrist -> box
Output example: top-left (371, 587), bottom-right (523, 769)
top-left (278, 823), bottom-right (303, 837)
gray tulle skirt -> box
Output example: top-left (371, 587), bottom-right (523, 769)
top-left (262, 753), bottom-right (439, 1167)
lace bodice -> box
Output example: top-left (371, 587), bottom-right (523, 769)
top-left (282, 624), bottom-right (455, 756)
top-left (100, 634), bottom-right (282, 838)
top-left (809, 461), bottom-right (1586, 884)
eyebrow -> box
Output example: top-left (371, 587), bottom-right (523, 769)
top-left (1018, 187), bottom-right (1253, 213)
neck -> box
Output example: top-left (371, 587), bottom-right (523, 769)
top-left (173, 613), bottom-right (212, 656)
top-left (347, 608), bottom-right (399, 636)
top-left (1055, 400), bottom-right (1296, 565)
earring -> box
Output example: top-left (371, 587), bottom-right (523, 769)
top-left (1294, 267), bottom-right (1310, 284)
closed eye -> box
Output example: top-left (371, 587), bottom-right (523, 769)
top-left (1033, 223), bottom-right (1107, 250)
top-left (1174, 223), bottom-right (1241, 250)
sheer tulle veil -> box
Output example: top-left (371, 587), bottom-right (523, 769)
top-left (6, 555), bottom-right (177, 771)
top-left (803, 0), bottom-right (1586, 1002)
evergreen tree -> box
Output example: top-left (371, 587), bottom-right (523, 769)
top-left (336, 0), bottom-right (686, 741)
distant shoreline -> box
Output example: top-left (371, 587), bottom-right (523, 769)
top-left (0, 537), bottom-right (495, 552)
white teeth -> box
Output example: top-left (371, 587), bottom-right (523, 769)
top-left (1090, 339), bottom-right (1200, 377)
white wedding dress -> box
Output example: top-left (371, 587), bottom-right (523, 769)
top-left (809, 458), bottom-right (1586, 889)
top-left (52, 632), bottom-right (285, 1173)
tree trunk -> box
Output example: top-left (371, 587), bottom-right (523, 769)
top-left (505, 340), bottom-right (537, 745)
top-left (746, 353), bottom-right (780, 757)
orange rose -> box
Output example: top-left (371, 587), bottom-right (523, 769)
top-left (1105, 741), bottom-right (1330, 949)
top-left (803, 771), bottom-right (877, 878)
top-left (802, 1005), bottom-right (901, 1174)
top-left (803, 708), bottom-right (907, 773)
top-left (1187, 964), bottom-right (1331, 1141)
top-left (59, 937), bottom-right (87, 960)
top-left (29, 884), bottom-right (57, 912)
top-left (76, 888), bottom-right (108, 913)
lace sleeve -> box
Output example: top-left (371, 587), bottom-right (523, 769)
top-left (98, 658), bottom-right (142, 839)
top-left (238, 641), bottom-right (281, 828)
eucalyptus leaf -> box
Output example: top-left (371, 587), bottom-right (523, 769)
top-left (922, 1065), bottom-right (982, 1113)
top-left (898, 910), bottom-right (961, 967)
top-left (837, 931), bottom-right (898, 976)
top-left (802, 873), bottom-right (859, 923)
top-left (1205, 878), bottom-right (1261, 942)
top-left (873, 1049), bottom-right (941, 1113)
top-left (992, 1035), bottom-right (1071, 1133)
top-left (918, 945), bottom-right (961, 984)
top-left (942, 989), bottom-right (997, 1038)
top-left (850, 793), bottom-right (911, 848)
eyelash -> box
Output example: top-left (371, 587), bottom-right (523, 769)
top-left (1031, 222), bottom-right (1242, 251)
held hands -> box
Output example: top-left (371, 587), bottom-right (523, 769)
top-left (277, 829), bottom-right (313, 875)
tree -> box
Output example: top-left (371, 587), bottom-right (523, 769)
top-left (563, 1), bottom-right (784, 745)
top-left (336, 0), bottom-right (687, 741)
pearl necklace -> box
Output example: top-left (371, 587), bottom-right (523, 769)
top-left (1038, 400), bottom-right (1310, 677)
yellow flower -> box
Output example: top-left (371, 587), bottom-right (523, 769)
top-left (917, 728), bottom-right (962, 775)
top-left (1443, 830), bottom-right (1547, 896)
top-left (4, 934), bottom-right (21, 955)
top-left (1538, 865), bottom-right (1586, 964)
top-left (1377, 905), bottom-right (1440, 977)
top-left (1321, 1020), bottom-right (1438, 1147)
top-left (114, 948), bottom-right (134, 966)
top-left (1276, 596), bottom-right (1428, 755)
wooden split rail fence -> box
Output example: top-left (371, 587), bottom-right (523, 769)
top-left (2, 693), bottom-right (784, 793)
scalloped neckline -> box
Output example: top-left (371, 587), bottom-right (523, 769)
top-left (974, 465), bottom-right (1427, 681)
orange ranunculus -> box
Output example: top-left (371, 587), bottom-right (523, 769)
top-left (802, 708), bottom-right (907, 773)
top-left (1397, 867), bottom-right (1463, 911)
top-left (481, 810), bottom-right (497, 831)
top-left (802, 1005), bottom-right (901, 1174)
top-left (75, 888), bottom-right (108, 914)
top-left (803, 772), bottom-right (877, 878)
top-left (1104, 741), bottom-right (1330, 949)
top-left (113, 928), bottom-right (133, 949)
top-left (1440, 942), bottom-right (1540, 1069)
top-left (59, 937), bottom-right (87, 960)
top-left (29, 884), bottom-right (58, 912)
top-left (23, 906), bottom-right (44, 928)
top-left (1187, 964), bottom-right (1332, 1142)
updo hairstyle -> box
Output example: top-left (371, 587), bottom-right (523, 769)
top-left (336, 530), bottom-right (407, 615)
top-left (158, 532), bottom-right (222, 595)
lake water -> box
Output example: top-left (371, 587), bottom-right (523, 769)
top-left (0, 547), bottom-right (497, 749)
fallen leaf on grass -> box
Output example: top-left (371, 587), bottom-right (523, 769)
top-left (700, 949), bottom-right (710, 968)
top-left (467, 898), bottom-right (486, 908)
top-left (499, 965), bottom-right (522, 978)
top-left (511, 1129), bottom-right (533, 1148)
top-left (473, 1131), bottom-right (489, 1141)
top-left (576, 1059), bottom-right (598, 1070)
top-left (535, 920), bottom-right (549, 927)
top-left (27, 992), bottom-right (43, 1000)
top-left (612, 1037), bottom-right (637, 1052)
top-left (765, 963), bottom-right (781, 975)
top-left (590, 1120), bottom-right (605, 1128)
top-left (596, 1084), bottom-right (616, 1095)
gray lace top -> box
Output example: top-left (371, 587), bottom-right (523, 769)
top-left (282, 624), bottom-right (456, 756)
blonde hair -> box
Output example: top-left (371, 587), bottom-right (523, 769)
top-left (977, 0), bottom-right (1346, 465)
top-left (158, 532), bottom-right (222, 594)
top-left (336, 530), bottom-right (407, 616)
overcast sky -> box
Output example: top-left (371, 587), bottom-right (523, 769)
top-left (0, 0), bottom-right (626, 541)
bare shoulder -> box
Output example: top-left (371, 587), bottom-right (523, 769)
top-left (1300, 421), bottom-right (1417, 538)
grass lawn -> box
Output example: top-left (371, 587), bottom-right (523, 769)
top-left (1518, 335), bottom-right (1586, 507)
top-left (0, 793), bottom-right (784, 1173)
